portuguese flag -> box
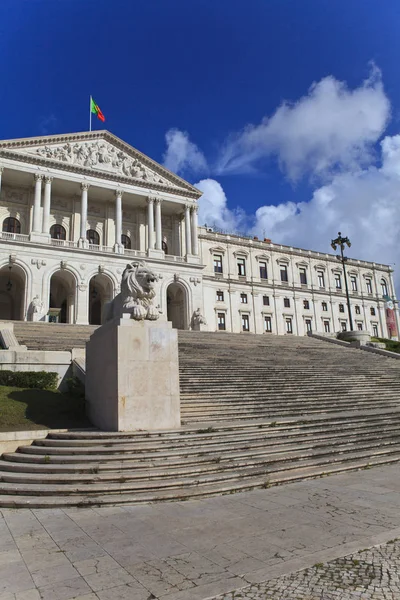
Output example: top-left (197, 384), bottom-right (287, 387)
top-left (90, 97), bottom-right (105, 122)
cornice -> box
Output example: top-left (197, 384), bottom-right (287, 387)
top-left (0, 130), bottom-right (202, 199)
top-left (199, 232), bottom-right (392, 272)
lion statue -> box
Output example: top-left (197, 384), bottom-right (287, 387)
top-left (105, 261), bottom-right (160, 322)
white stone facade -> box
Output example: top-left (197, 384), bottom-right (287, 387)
top-left (0, 130), bottom-right (398, 339)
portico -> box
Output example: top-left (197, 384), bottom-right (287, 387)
top-left (0, 130), bottom-right (201, 259)
top-left (0, 130), bottom-right (204, 325)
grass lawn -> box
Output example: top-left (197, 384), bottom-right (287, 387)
top-left (0, 385), bottom-right (91, 431)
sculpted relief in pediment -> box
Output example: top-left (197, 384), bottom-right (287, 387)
top-left (20, 141), bottom-right (176, 187)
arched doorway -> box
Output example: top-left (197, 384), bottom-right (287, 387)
top-left (0, 264), bottom-right (26, 320)
top-left (166, 283), bottom-right (187, 330)
top-left (89, 274), bottom-right (113, 325)
top-left (49, 270), bottom-right (76, 323)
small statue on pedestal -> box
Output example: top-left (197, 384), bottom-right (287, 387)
top-left (191, 308), bottom-right (207, 330)
top-left (29, 295), bottom-right (44, 321)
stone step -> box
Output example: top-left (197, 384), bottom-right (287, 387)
top-left (8, 429), bottom-right (400, 466)
top-left (37, 420), bottom-right (400, 447)
top-left (1, 452), bottom-right (400, 508)
top-left (4, 441), bottom-right (400, 494)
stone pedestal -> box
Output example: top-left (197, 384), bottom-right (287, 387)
top-left (29, 232), bottom-right (50, 244)
top-left (147, 248), bottom-right (164, 259)
top-left (337, 330), bottom-right (371, 345)
top-left (85, 317), bottom-right (180, 431)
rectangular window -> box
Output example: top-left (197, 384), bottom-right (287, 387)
top-left (280, 265), bottom-right (288, 282)
top-left (240, 293), bottom-right (248, 304)
top-left (242, 314), bottom-right (250, 332)
top-left (213, 255), bottom-right (223, 274)
top-left (216, 290), bottom-right (224, 302)
top-left (351, 276), bottom-right (358, 291)
top-left (357, 322), bottom-right (363, 331)
top-left (263, 295), bottom-right (270, 306)
top-left (322, 302), bottom-right (328, 312)
top-left (299, 268), bottom-right (307, 285)
top-left (372, 324), bottom-right (378, 337)
top-left (259, 262), bottom-right (268, 280)
top-left (305, 319), bottom-right (312, 333)
top-left (355, 305), bottom-right (361, 314)
top-left (324, 320), bottom-right (330, 333)
top-left (285, 318), bottom-right (293, 334)
top-left (341, 321), bottom-right (347, 331)
top-left (264, 316), bottom-right (272, 332)
top-left (370, 307), bottom-right (376, 316)
top-left (335, 274), bottom-right (342, 289)
top-left (339, 304), bottom-right (345, 313)
top-left (366, 278), bottom-right (373, 294)
top-left (217, 312), bottom-right (226, 331)
top-left (284, 298), bottom-right (290, 308)
top-left (303, 299), bottom-right (310, 310)
top-left (237, 258), bottom-right (246, 277)
top-left (317, 271), bottom-right (325, 288)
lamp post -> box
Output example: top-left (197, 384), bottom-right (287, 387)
top-left (331, 232), bottom-right (354, 332)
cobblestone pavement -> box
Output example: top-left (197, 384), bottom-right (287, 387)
top-left (2, 464), bottom-right (400, 600)
top-left (208, 539), bottom-right (400, 599)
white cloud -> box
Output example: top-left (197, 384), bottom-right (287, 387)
top-left (252, 134), bottom-right (400, 286)
top-left (195, 178), bottom-right (246, 232)
top-left (163, 67), bottom-right (399, 287)
top-left (195, 136), bottom-right (400, 289)
top-left (217, 65), bottom-right (390, 181)
top-left (163, 128), bottom-right (208, 176)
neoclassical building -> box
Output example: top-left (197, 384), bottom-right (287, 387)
top-left (0, 130), bottom-right (398, 339)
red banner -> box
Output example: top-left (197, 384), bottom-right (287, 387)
top-left (385, 298), bottom-right (398, 338)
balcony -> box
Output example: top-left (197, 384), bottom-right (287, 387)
top-left (0, 231), bottom-right (192, 264)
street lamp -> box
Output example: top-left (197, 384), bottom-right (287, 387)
top-left (331, 232), bottom-right (354, 332)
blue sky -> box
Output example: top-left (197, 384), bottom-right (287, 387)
top-left (2, 0), bottom-right (400, 278)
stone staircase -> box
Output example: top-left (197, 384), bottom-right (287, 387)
top-left (0, 328), bottom-right (400, 508)
top-left (12, 321), bottom-right (98, 351)
top-left (178, 332), bottom-right (400, 423)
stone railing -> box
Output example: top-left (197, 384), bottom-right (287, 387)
top-left (88, 243), bottom-right (114, 253)
top-left (50, 239), bottom-right (77, 249)
top-left (165, 254), bottom-right (185, 262)
top-left (0, 231), bottom-right (29, 243)
top-left (0, 233), bottom-right (188, 262)
top-left (124, 249), bottom-right (147, 258)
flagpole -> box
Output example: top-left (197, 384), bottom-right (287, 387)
top-left (89, 95), bottom-right (92, 132)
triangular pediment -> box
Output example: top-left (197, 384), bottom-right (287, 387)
top-left (0, 131), bottom-right (201, 198)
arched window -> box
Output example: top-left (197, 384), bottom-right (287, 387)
top-left (87, 229), bottom-right (100, 245)
top-left (2, 217), bottom-right (21, 234)
top-left (50, 224), bottom-right (66, 240)
top-left (162, 240), bottom-right (168, 254)
top-left (381, 278), bottom-right (388, 297)
top-left (121, 234), bottom-right (131, 249)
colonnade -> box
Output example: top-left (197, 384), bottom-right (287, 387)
top-left (0, 169), bottom-right (200, 256)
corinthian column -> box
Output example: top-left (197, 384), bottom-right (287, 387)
top-left (147, 197), bottom-right (155, 251)
top-left (185, 203), bottom-right (192, 256)
top-left (32, 174), bottom-right (43, 233)
top-left (80, 182), bottom-right (90, 242)
top-left (115, 189), bottom-right (123, 251)
top-left (191, 205), bottom-right (199, 255)
top-left (42, 176), bottom-right (53, 234)
top-left (155, 198), bottom-right (162, 250)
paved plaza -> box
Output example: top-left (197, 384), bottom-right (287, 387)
top-left (1, 464), bottom-right (400, 600)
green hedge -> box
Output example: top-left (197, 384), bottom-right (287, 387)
top-left (373, 337), bottom-right (400, 354)
top-left (0, 370), bottom-right (58, 390)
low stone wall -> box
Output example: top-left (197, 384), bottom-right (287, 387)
top-left (0, 350), bottom-right (73, 390)
top-left (0, 428), bottom-right (67, 454)
top-left (308, 333), bottom-right (400, 360)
